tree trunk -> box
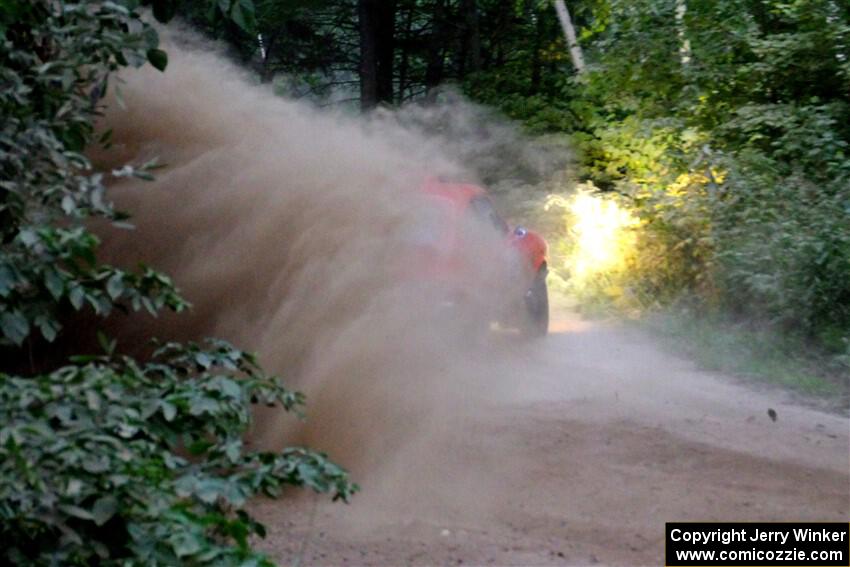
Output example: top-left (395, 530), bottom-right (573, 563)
top-left (375, 0), bottom-right (396, 104)
top-left (530, 6), bottom-right (545, 92)
top-left (358, 0), bottom-right (378, 110)
top-left (424, 0), bottom-right (448, 99)
top-left (258, 31), bottom-right (279, 84)
top-left (553, 0), bottom-right (584, 73)
top-left (675, 0), bottom-right (691, 66)
top-left (456, 0), bottom-right (481, 78)
top-left (359, 0), bottom-right (395, 110)
top-left (397, 3), bottom-right (414, 103)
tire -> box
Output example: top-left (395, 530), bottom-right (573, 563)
top-left (521, 267), bottom-right (549, 337)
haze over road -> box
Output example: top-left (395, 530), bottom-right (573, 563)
top-left (255, 310), bottom-right (850, 566)
top-left (100, 50), bottom-right (849, 566)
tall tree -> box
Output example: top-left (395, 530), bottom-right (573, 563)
top-left (424, 0), bottom-right (449, 98)
top-left (358, 0), bottom-right (378, 108)
top-left (358, 0), bottom-right (396, 109)
top-left (457, 0), bottom-right (482, 76)
top-left (553, 0), bottom-right (585, 72)
top-left (375, 0), bottom-right (397, 103)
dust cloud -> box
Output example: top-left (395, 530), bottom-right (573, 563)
top-left (92, 33), bottom-right (550, 518)
top-left (85, 37), bottom-right (850, 563)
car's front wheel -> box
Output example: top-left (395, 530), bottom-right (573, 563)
top-left (521, 266), bottom-right (549, 337)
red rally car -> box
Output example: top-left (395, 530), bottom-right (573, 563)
top-left (406, 178), bottom-right (549, 336)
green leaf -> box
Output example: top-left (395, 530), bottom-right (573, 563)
top-left (187, 438), bottom-right (214, 455)
top-left (44, 268), bottom-right (64, 300)
top-left (189, 397), bottom-right (218, 416)
top-left (91, 495), bottom-right (118, 526)
top-left (61, 194), bottom-right (76, 215)
top-left (147, 48), bottom-right (168, 72)
top-left (86, 390), bottom-right (102, 411)
top-left (63, 124), bottom-right (86, 152)
top-left (229, 0), bottom-right (255, 32)
top-left (69, 354), bottom-right (100, 363)
top-left (102, 1), bottom-right (129, 15)
top-left (66, 479), bottom-right (83, 497)
top-left (69, 286), bottom-right (85, 310)
top-left (194, 352), bottom-right (212, 369)
top-left (224, 439), bottom-right (242, 462)
top-left (0, 265), bottom-right (15, 297)
top-left (59, 504), bottom-right (94, 522)
top-left (18, 229), bottom-right (38, 247)
top-left (37, 317), bottom-right (60, 342)
top-left (216, 377), bottom-right (242, 399)
top-left (98, 128), bottom-right (113, 145)
top-left (83, 455), bottom-right (110, 473)
top-left (97, 330), bottom-right (116, 355)
top-left (132, 169), bottom-right (155, 181)
top-left (161, 401), bottom-right (177, 421)
top-left (170, 532), bottom-right (202, 557)
top-left (140, 296), bottom-right (158, 315)
top-left (106, 273), bottom-right (124, 300)
top-left (1, 310), bottom-right (30, 345)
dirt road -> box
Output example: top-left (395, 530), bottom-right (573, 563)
top-left (255, 311), bottom-right (849, 566)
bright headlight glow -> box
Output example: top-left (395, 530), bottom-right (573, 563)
top-left (547, 189), bottom-right (638, 295)
top-left (569, 191), bottom-right (637, 280)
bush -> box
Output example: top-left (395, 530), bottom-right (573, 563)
top-left (1, 340), bottom-right (354, 565)
top-left (711, 152), bottom-right (850, 338)
top-left (531, 0), bottom-right (850, 367)
top-left (0, 0), bottom-right (355, 564)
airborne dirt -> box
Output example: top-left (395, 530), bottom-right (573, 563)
top-left (252, 310), bottom-right (850, 566)
top-left (96, 38), bottom-right (849, 567)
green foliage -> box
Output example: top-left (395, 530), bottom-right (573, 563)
top-left (179, 0), bottom-right (344, 88)
top-left (1, 0), bottom-right (354, 564)
top-left (644, 309), bottom-right (848, 401)
top-left (456, 0), bottom-right (846, 391)
top-left (537, 0), bottom-right (850, 366)
top-left (0, 0), bottom-right (180, 348)
top-left (710, 152), bottom-right (850, 336)
top-left (1, 339), bottom-right (354, 565)
top-left (0, 224), bottom-right (188, 346)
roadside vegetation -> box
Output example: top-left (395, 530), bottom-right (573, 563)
top-left (0, 1), bottom-right (354, 564)
top-left (644, 310), bottom-right (848, 403)
top-left (533, 1), bottom-right (850, 396)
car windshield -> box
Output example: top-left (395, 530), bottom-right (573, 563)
top-left (468, 196), bottom-right (508, 234)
